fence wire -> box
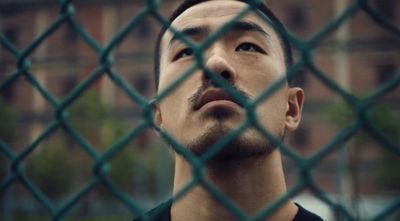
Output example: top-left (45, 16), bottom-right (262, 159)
top-left (0, 0), bottom-right (399, 220)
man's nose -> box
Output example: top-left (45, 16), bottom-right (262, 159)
top-left (203, 52), bottom-right (237, 87)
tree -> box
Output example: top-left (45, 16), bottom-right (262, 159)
top-left (0, 98), bottom-right (17, 181)
top-left (68, 90), bottom-right (138, 198)
top-left (0, 98), bottom-right (17, 143)
top-left (327, 98), bottom-right (400, 209)
top-left (27, 142), bottom-right (78, 200)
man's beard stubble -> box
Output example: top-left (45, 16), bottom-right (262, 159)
top-left (186, 82), bottom-right (284, 162)
top-left (186, 115), bottom-right (285, 162)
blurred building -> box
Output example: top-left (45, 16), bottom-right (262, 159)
top-left (1, 0), bottom-right (399, 220)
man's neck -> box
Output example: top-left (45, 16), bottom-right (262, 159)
top-left (171, 150), bottom-right (298, 221)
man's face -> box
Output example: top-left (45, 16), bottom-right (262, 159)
top-left (155, 0), bottom-right (303, 159)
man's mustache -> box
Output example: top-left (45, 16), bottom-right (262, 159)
top-left (188, 81), bottom-right (251, 111)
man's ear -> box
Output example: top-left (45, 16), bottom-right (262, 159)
top-left (285, 87), bottom-right (304, 132)
top-left (154, 104), bottom-right (163, 128)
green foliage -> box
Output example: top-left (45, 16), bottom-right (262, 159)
top-left (68, 89), bottom-right (130, 150)
top-left (327, 98), bottom-right (400, 192)
top-left (376, 150), bottom-right (400, 192)
top-left (68, 90), bottom-right (111, 145)
top-left (327, 99), bottom-right (398, 145)
top-left (0, 98), bottom-right (17, 143)
top-left (23, 88), bottom-right (145, 203)
top-left (107, 148), bottom-right (137, 193)
top-left (27, 143), bottom-right (78, 200)
top-left (67, 89), bottom-right (139, 197)
top-left (0, 98), bottom-right (17, 180)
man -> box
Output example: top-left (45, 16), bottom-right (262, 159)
top-left (134, 0), bottom-right (323, 220)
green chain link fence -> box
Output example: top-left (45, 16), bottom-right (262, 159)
top-left (0, 0), bottom-right (399, 220)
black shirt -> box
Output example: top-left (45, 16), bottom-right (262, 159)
top-left (132, 201), bottom-right (324, 221)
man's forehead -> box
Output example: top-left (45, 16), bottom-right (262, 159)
top-left (172, 0), bottom-right (247, 27)
top-left (161, 0), bottom-right (274, 45)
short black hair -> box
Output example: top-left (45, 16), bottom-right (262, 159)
top-left (153, 0), bottom-right (293, 90)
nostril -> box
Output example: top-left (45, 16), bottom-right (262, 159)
top-left (204, 69), bottom-right (212, 80)
top-left (221, 71), bottom-right (231, 79)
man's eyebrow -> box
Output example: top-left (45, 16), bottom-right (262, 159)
top-left (169, 26), bottom-right (209, 47)
top-left (168, 21), bottom-right (269, 47)
top-left (231, 21), bottom-right (269, 37)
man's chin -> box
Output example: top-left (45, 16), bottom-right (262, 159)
top-left (186, 123), bottom-right (275, 162)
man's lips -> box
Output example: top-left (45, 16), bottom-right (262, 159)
top-left (193, 89), bottom-right (242, 110)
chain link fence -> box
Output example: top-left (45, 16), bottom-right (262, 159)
top-left (0, 0), bottom-right (399, 220)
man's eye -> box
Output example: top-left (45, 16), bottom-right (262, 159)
top-left (235, 43), bottom-right (263, 53)
top-left (174, 48), bottom-right (194, 60)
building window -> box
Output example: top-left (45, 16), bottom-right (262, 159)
top-left (290, 68), bottom-right (308, 87)
top-left (63, 24), bottom-right (78, 44)
top-left (0, 84), bottom-right (15, 104)
top-left (132, 72), bottom-right (149, 95)
top-left (374, 0), bottom-right (395, 19)
top-left (287, 6), bottom-right (308, 30)
top-left (0, 5), bottom-right (19, 16)
top-left (61, 76), bottom-right (77, 97)
top-left (2, 26), bottom-right (20, 46)
top-left (375, 64), bottom-right (396, 85)
top-left (135, 18), bottom-right (151, 39)
top-left (292, 127), bottom-right (309, 148)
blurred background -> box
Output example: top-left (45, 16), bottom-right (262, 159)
top-left (0, 0), bottom-right (399, 220)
